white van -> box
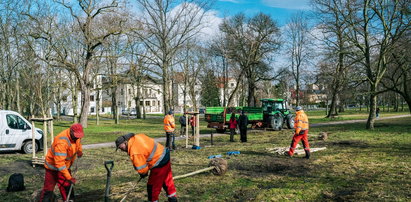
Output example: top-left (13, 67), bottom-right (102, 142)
top-left (0, 110), bottom-right (44, 153)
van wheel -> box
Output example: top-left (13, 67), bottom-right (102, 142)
top-left (22, 141), bottom-right (38, 154)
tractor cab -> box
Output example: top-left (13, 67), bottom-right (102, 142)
top-left (261, 98), bottom-right (288, 115)
top-left (260, 98), bottom-right (294, 130)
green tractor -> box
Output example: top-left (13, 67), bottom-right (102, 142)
top-left (261, 98), bottom-right (294, 130)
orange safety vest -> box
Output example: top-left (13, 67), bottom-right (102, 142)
top-left (294, 110), bottom-right (309, 134)
top-left (164, 115), bottom-right (175, 132)
top-left (128, 134), bottom-right (166, 174)
top-left (44, 129), bottom-right (82, 180)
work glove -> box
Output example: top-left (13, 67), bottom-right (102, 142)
top-left (139, 173), bottom-right (148, 179)
top-left (69, 178), bottom-right (77, 185)
top-left (77, 151), bottom-right (83, 158)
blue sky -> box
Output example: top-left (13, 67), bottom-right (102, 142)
top-left (214, 0), bottom-right (311, 25)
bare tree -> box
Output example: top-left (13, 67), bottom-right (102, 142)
top-left (381, 31), bottom-right (411, 112)
top-left (25, 0), bottom-right (125, 127)
top-left (220, 13), bottom-right (282, 106)
top-left (285, 12), bottom-right (314, 106)
top-left (341, 0), bottom-right (410, 129)
top-left (133, 0), bottom-right (211, 114)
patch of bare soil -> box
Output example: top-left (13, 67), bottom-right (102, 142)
top-left (74, 189), bottom-right (105, 202)
top-left (0, 160), bottom-right (44, 177)
top-left (230, 156), bottom-right (314, 177)
top-left (331, 140), bottom-right (369, 148)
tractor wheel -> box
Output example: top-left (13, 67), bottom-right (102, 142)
top-left (286, 114), bottom-right (295, 129)
top-left (270, 115), bottom-right (283, 131)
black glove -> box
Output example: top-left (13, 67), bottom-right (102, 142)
top-left (139, 173), bottom-right (148, 179)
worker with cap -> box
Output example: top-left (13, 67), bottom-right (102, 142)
top-left (164, 110), bottom-right (176, 150)
top-left (40, 123), bottom-right (84, 202)
top-left (115, 133), bottom-right (178, 202)
top-left (287, 106), bottom-right (310, 159)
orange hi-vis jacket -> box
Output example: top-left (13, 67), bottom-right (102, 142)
top-left (294, 110), bottom-right (309, 134)
top-left (44, 129), bottom-right (82, 180)
top-left (128, 134), bottom-right (166, 175)
top-left (164, 115), bottom-right (175, 132)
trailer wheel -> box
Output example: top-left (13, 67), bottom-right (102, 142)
top-left (216, 129), bottom-right (226, 133)
top-left (286, 114), bottom-right (295, 129)
top-left (22, 141), bottom-right (38, 154)
top-left (271, 115), bottom-right (283, 131)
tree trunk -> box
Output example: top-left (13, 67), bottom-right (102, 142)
top-left (163, 75), bottom-right (170, 115)
top-left (327, 90), bottom-right (338, 117)
top-left (366, 85), bottom-right (377, 129)
top-left (142, 99), bottom-right (146, 119)
top-left (79, 85), bottom-right (91, 128)
top-left (73, 86), bottom-right (78, 123)
top-left (247, 79), bottom-right (256, 107)
top-left (405, 97), bottom-right (411, 114)
top-left (96, 89), bottom-right (100, 125)
top-left (111, 87), bottom-right (119, 124)
top-left (16, 77), bottom-right (21, 114)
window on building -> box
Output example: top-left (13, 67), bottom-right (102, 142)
top-left (120, 89), bottom-right (124, 95)
top-left (62, 96), bottom-right (68, 102)
top-left (102, 107), bottom-right (105, 112)
top-left (90, 95), bottom-right (95, 101)
top-left (140, 101), bottom-right (143, 106)
top-left (145, 101), bottom-right (150, 106)
top-left (152, 101), bottom-right (156, 106)
top-left (128, 89), bottom-right (131, 94)
top-left (90, 107), bottom-right (95, 113)
top-left (231, 83), bottom-right (234, 87)
top-left (158, 101), bottom-right (160, 106)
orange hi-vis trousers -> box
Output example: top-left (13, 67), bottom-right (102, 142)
top-left (288, 130), bottom-right (310, 156)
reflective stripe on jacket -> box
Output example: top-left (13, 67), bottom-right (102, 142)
top-left (128, 134), bottom-right (166, 175)
top-left (44, 129), bottom-right (82, 180)
top-left (294, 110), bottom-right (309, 134)
top-left (164, 115), bottom-right (175, 132)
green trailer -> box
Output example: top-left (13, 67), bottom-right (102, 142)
top-left (204, 98), bottom-right (294, 132)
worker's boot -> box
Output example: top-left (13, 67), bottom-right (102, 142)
top-left (168, 196), bottom-right (178, 202)
top-left (304, 150), bottom-right (310, 159)
top-left (41, 191), bottom-right (54, 202)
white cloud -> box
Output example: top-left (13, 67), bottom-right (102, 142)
top-left (261, 0), bottom-right (311, 10)
top-left (199, 9), bottom-right (223, 40)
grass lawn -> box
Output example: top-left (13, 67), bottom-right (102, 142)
top-left (306, 109), bottom-right (409, 123)
top-left (0, 116), bottom-right (410, 201)
top-left (33, 110), bottom-right (410, 145)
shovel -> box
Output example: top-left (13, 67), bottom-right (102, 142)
top-left (104, 160), bottom-right (114, 202)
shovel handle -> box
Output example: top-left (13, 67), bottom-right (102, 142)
top-left (104, 161), bottom-right (114, 177)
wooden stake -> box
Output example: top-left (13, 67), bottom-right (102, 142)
top-left (173, 167), bottom-right (214, 180)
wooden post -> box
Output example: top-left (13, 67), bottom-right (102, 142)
top-left (50, 120), bottom-right (54, 144)
top-left (195, 113), bottom-right (200, 147)
top-left (211, 132), bottom-right (213, 145)
top-left (185, 113), bottom-right (189, 148)
top-left (43, 118), bottom-right (48, 157)
top-left (31, 119), bottom-right (36, 160)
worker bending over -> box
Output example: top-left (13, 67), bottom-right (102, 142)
top-left (116, 133), bottom-right (177, 202)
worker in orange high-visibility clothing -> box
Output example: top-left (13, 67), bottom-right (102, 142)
top-left (287, 106), bottom-right (310, 159)
top-left (116, 133), bottom-right (177, 202)
top-left (163, 110), bottom-right (176, 150)
top-left (40, 123), bottom-right (84, 202)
